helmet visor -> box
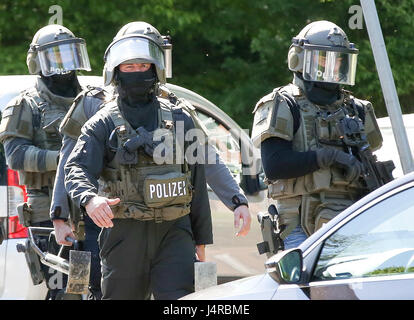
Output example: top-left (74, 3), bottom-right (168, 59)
top-left (105, 37), bottom-right (165, 73)
top-left (303, 49), bottom-right (358, 85)
top-left (38, 40), bottom-right (91, 76)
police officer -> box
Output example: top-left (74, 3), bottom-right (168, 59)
top-left (0, 24), bottom-right (91, 299)
top-left (52, 21), bottom-right (250, 299)
top-left (50, 86), bottom-right (106, 300)
top-left (64, 22), bottom-right (213, 300)
top-left (251, 21), bottom-right (392, 249)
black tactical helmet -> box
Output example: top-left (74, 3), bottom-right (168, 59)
top-left (103, 21), bottom-right (172, 86)
top-left (27, 24), bottom-right (91, 76)
top-left (287, 21), bottom-right (358, 85)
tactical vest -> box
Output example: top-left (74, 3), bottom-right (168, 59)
top-left (59, 85), bottom-right (108, 140)
top-left (268, 84), bottom-right (369, 200)
top-left (1, 78), bottom-right (74, 190)
top-left (24, 80), bottom-right (75, 189)
top-left (99, 98), bottom-right (193, 222)
top-left (59, 84), bottom-right (206, 140)
top-left (253, 82), bottom-right (383, 237)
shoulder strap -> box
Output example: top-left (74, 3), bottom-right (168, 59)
top-left (102, 101), bottom-right (127, 130)
top-left (278, 89), bottom-right (301, 135)
top-left (158, 98), bottom-right (174, 129)
top-left (22, 89), bottom-right (47, 130)
top-left (350, 97), bottom-right (366, 124)
top-left (158, 84), bottom-right (179, 104)
top-left (86, 85), bottom-right (107, 99)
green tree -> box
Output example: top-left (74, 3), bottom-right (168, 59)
top-left (1, 0), bottom-right (413, 130)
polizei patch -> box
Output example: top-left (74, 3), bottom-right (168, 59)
top-left (143, 173), bottom-right (191, 207)
top-left (150, 180), bottom-right (187, 199)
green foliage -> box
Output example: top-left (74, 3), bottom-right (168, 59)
top-left (1, 0), bottom-right (414, 129)
top-left (365, 266), bottom-right (414, 276)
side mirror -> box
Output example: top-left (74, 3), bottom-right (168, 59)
top-left (265, 248), bottom-right (303, 284)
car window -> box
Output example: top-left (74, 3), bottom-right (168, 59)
top-left (312, 186), bottom-right (414, 281)
top-left (195, 111), bottom-right (242, 183)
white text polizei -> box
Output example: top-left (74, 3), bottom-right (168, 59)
top-left (149, 180), bottom-right (187, 200)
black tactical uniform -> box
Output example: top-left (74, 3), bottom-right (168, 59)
top-left (64, 21), bottom-right (212, 300)
top-left (64, 93), bottom-right (212, 299)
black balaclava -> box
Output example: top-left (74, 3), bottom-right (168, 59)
top-left (297, 72), bottom-right (342, 106)
top-left (115, 65), bottom-right (159, 131)
top-left (115, 65), bottom-right (157, 106)
top-left (40, 71), bottom-right (79, 98)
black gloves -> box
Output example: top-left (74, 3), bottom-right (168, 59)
top-left (316, 147), bottom-right (364, 182)
top-left (123, 127), bottom-right (158, 156)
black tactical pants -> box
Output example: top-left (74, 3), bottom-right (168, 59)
top-left (83, 215), bottom-right (103, 300)
top-left (98, 215), bottom-right (195, 300)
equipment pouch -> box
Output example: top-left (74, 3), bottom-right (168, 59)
top-left (17, 202), bottom-right (32, 227)
top-left (313, 199), bottom-right (354, 232)
top-left (267, 178), bottom-right (296, 200)
top-left (143, 172), bottom-right (192, 208)
top-left (116, 148), bottom-right (138, 165)
top-left (18, 171), bottom-right (56, 189)
top-left (330, 167), bottom-right (349, 186)
top-left (307, 168), bottom-right (331, 192)
top-left (41, 107), bottom-right (64, 133)
top-left (18, 171), bottom-right (40, 190)
top-left (314, 207), bottom-right (339, 232)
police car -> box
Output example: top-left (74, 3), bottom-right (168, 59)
top-left (0, 75), bottom-right (268, 299)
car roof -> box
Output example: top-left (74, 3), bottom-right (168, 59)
top-left (0, 75), bottom-right (103, 111)
top-left (0, 75), bottom-right (256, 157)
top-left (299, 170), bottom-right (414, 252)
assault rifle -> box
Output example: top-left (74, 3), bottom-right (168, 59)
top-left (354, 143), bottom-right (395, 192)
top-left (337, 116), bottom-right (395, 192)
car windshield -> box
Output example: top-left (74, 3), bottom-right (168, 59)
top-left (196, 111), bottom-right (242, 181)
top-left (313, 186), bottom-right (414, 280)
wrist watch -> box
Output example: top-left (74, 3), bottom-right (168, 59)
top-left (80, 194), bottom-right (95, 208)
top-left (231, 195), bottom-right (248, 211)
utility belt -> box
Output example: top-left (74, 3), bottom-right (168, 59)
top-left (275, 192), bottom-right (358, 239)
top-left (267, 167), bottom-right (364, 201)
top-left (18, 171), bottom-right (56, 190)
top-left (15, 171), bottom-right (55, 226)
top-left (111, 202), bottom-right (191, 223)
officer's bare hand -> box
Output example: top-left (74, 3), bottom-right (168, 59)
top-left (53, 219), bottom-right (76, 246)
top-left (234, 205), bottom-right (251, 237)
top-left (85, 196), bottom-right (120, 228)
top-left (196, 245), bottom-right (206, 262)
